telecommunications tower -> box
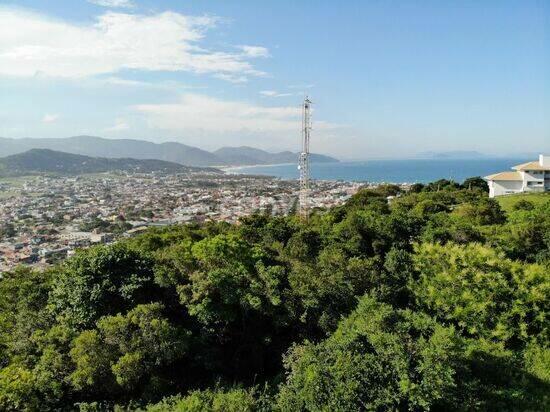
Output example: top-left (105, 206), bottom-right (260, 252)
top-left (298, 97), bottom-right (312, 220)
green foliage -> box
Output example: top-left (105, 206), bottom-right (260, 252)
top-left (0, 363), bottom-right (41, 411)
top-left (412, 243), bottom-right (549, 345)
top-left (0, 178), bottom-right (548, 410)
top-left (488, 200), bottom-right (550, 262)
top-left (70, 303), bottom-right (189, 397)
top-left (513, 199), bottom-right (535, 211)
top-left (0, 266), bottom-right (52, 364)
top-left (453, 197), bottom-right (506, 225)
top-left (463, 176), bottom-right (489, 192)
top-left (49, 243), bottom-right (158, 329)
top-left (277, 296), bottom-right (461, 411)
top-left (143, 387), bottom-right (263, 412)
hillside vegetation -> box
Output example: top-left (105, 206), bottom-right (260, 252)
top-left (0, 178), bottom-right (548, 411)
top-left (0, 149), bottom-right (219, 177)
top-left (0, 136), bottom-right (338, 167)
top-left (496, 192), bottom-right (550, 212)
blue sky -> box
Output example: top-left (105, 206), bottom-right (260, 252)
top-left (0, 0), bottom-right (548, 158)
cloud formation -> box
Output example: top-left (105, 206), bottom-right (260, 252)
top-left (88, 0), bottom-right (134, 8)
top-left (239, 45), bottom-right (270, 58)
top-left (0, 8), bottom-right (267, 81)
top-left (260, 90), bottom-right (294, 97)
top-left (132, 93), bottom-right (343, 152)
top-left (42, 114), bottom-right (59, 123)
top-left (134, 93), bottom-right (301, 133)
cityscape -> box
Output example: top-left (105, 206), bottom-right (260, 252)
top-left (0, 1), bottom-right (548, 410)
top-left (0, 171), bottom-right (363, 273)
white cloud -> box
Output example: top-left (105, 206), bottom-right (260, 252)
top-left (213, 73), bottom-right (249, 84)
top-left (88, 0), bottom-right (134, 8)
top-left (133, 93), bottom-right (337, 135)
top-left (42, 113), bottom-right (59, 123)
top-left (131, 93), bottom-right (344, 152)
top-left (0, 8), bottom-right (268, 81)
top-left (238, 45), bottom-right (270, 58)
top-left (260, 90), bottom-right (294, 97)
top-left (102, 77), bottom-right (153, 87)
top-left (134, 93), bottom-right (301, 133)
top-left (105, 118), bottom-right (130, 131)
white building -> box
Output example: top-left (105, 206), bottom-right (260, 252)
top-left (485, 154), bottom-right (550, 198)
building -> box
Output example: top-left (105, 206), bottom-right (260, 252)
top-left (485, 154), bottom-right (550, 197)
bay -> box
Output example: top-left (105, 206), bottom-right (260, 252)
top-left (226, 158), bottom-right (531, 183)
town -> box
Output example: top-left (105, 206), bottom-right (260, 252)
top-left (0, 171), bottom-right (364, 273)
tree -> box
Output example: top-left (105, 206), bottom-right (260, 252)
top-left (513, 199), bottom-right (535, 211)
top-left (145, 387), bottom-right (264, 412)
top-left (70, 303), bottom-right (189, 397)
top-left (0, 267), bottom-right (52, 364)
top-left (277, 296), bottom-right (461, 411)
top-left (454, 198), bottom-right (506, 225)
top-left (49, 243), bottom-right (158, 330)
top-left (178, 233), bottom-right (291, 379)
top-left (0, 363), bottom-right (41, 411)
top-left (0, 180), bottom-right (547, 410)
top-left (411, 242), bottom-right (549, 345)
top-left (409, 183), bottom-right (425, 193)
top-left (463, 176), bottom-right (489, 192)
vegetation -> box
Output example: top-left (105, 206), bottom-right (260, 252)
top-left (0, 149), bottom-right (217, 177)
top-left (0, 180), bottom-right (549, 411)
top-left (495, 192), bottom-right (550, 213)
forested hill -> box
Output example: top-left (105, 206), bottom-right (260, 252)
top-left (0, 136), bottom-right (339, 167)
top-left (213, 146), bottom-right (338, 165)
top-left (0, 149), bottom-right (220, 176)
top-left (0, 178), bottom-right (549, 410)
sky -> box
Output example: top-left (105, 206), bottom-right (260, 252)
top-left (0, 0), bottom-right (548, 159)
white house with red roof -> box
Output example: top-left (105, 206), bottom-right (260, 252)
top-left (485, 155), bottom-right (550, 198)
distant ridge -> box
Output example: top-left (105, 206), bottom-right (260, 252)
top-left (214, 146), bottom-right (338, 165)
top-left (0, 136), bottom-right (220, 167)
top-left (0, 136), bottom-right (339, 167)
top-left (0, 149), bottom-right (219, 176)
top-left (416, 151), bottom-right (489, 159)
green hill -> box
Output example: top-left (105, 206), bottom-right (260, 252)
top-left (0, 181), bottom-right (548, 410)
top-left (0, 136), bottom-right (339, 167)
top-left (0, 149), bottom-right (219, 176)
top-left (496, 192), bottom-right (550, 212)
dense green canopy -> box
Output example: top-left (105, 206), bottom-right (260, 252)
top-left (0, 181), bottom-right (548, 411)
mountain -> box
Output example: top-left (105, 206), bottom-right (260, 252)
top-left (0, 136), bottom-right (220, 167)
top-left (0, 137), bottom-right (339, 167)
top-left (0, 149), bottom-right (219, 176)
top-left (0, 137), bottom-right (29, 157)
top-left (416, 151), bottom-right (489, 159)
top-left (214, 146), bottom-right (338, 165)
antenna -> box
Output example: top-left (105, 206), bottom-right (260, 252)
top-left (298, 97), bottom-right (312, 221)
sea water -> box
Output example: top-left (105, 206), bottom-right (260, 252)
top-left (226, 158), bottom-right (530, 184)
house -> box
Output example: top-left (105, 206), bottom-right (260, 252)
top-left (485, 154), bottom-right (550, 197)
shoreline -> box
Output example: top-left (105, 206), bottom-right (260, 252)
top-left (221, 162), bottom-right (298, 173)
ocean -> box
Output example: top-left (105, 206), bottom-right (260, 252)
top-left (226, 158), bottom-right (531, 184)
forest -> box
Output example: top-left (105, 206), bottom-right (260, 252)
top-left (0, 178), bottom-right (548, 411)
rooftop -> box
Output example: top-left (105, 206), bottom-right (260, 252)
top-left (484, 171), bottom-right (523, 181)
top-left (512, 161), bottom-right (550, 171)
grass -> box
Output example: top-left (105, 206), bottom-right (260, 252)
top-left (496, 192), bottom-right (550, 212)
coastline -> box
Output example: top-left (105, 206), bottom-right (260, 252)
top-left (219, 157), bottom-right (532, 184)
top-left (221, 162), bottom-right (298, 174)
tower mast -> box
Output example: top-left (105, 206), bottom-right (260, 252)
top-left (299, 97), bottom-right (312, 220)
